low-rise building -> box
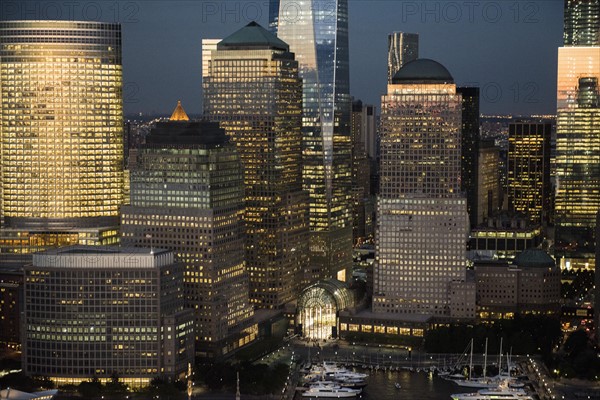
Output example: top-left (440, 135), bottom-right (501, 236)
top-left (475, 249), bottom-right (560, 320)
top-left (23, 246), bottom-right (194, 387)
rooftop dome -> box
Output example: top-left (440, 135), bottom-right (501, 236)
top-left (392, 58), bottom-right (454, 84)
top-left (514, 249), bottom-right (555, 269)
top-left (218, 21), bottom-right (289, 51)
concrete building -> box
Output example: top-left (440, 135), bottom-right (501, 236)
top-left (373, 59), bottom-right (470, 316)
top-left (475, 249), bottom-right (561, 320)
top-left (121, 114), bottom-right (257, 357)
top-left (22, 246), bottom-right (195, 387)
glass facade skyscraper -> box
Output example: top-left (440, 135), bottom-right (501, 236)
top-left (387, 32), bottom-right (419, 84)
top-left (270, 0), bottom-right (353, 282)
top-left (457, 87), bottom-right (480, 228)
top-left (0, 21), bottom-right (124, 265)
top-left (564, 0), bottom-right (600, 46)
top-left (556, 0), bottom-right (600, 267)
top-left (203, 23), bottom-right (310, 307)
top-left (373, 59), bottom-right (468, 315)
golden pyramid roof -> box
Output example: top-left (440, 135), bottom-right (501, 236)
top-left (170, 100), bottom-right (189, 121)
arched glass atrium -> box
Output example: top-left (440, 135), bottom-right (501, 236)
top-left (297, 279), bottom-right (354, 340)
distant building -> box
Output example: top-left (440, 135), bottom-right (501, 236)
top-left (563, 0), bottom-right (600, 46)
top-left (203, 22), bottom-right (310, 305)
top-left (469, 212), bottom-right (542, 260)
top-left (0, 21), bottom-right (124, 266)
top-left (374, 59), bottom-right (469, 316)
top-left (508, 121), bottom-right (552, 225)
top-left (475, 249), bottom-right (561, 320)
top-left (387, 32), bottom-right (419, 83)
top-left (121, 112), bottom-right (257, 357)
top-left (0, 268), bottom-right (21, 349)
top-left (23, 246), bottom-right (195, 387)
top-left (477, 140), bottom-right (501, 226)
top-left (457, 87), bottom-right (481, 228)
top-left (351, 100), bottom-right (375, 243)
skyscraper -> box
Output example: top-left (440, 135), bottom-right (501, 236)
top-left (23, 246), bottom-right (194, 387)
top-left (270, 0), bottom-right (354, 282)
top-left (387, 32), bottom-right (419, 84)
top-left (203, 22), bottom-right (310, 307)
top-left (476, 139), bottom-right (501, 226)
top-left (508, 121), bottom-right (552, 225)
top-left (350, 100), bottom-right (374, 243)
top-left (0, 21), bottom-right (124, 266)
top-left (457, 87), bottom-right (481, 228)
top-left (373, 59), bottom-right (468, 315)
top-left (121, 113), bottom-right (257, 356)
top-left (564, 0), bottom-right (600, 46)
top-left (556, 0), bottom-right (600, 267)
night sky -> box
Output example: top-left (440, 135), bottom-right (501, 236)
top-left (2, 1), bottom-right (564, 116)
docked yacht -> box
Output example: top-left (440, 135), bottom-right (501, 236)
top-left (450, 381), bottom-right (534, 400)
top-left (302, 382), bottom-right (361, 398)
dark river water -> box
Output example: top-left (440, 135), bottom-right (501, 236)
top-left (359, 370), bottom-right (460, 399)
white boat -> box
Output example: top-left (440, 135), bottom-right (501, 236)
top-left (0, 389), bottom-right (58, 400)
top-left (302, 383), bottom-right (361, 398)
top-left (450, 381), bottom-right (534, 400)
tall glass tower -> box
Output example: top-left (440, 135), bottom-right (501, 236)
top-left (270, 0), bottom-right (353, 282)
top-left (0, 21), bottom-right (124, 266)
top-left (387, 32), bottom-right (419, 84)
top-left (556, 0), bottom-right (600, 268)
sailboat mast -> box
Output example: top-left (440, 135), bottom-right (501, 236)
top-left (469, 339), bottom-right (473, 381)
top-left (498, 337), bottom-right (503, 375)
top-left (483, 337), bottom-right (488, 378)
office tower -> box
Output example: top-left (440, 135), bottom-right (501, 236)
top-left (23, 246), bottom-right (195, 387)
top-left (564, 0), bottom-right (600, 46)
top-left (477, 139), bottom-right (501, 225)
top-left (556, 78), bottom-right (600, 265)
top-left (507, 121), bottom-right (552, 225)
top-left (373, 59), bottom-right (468, 315)
top-left (121, 113), bottom-right (257, 356)
top-left (457, 87), bottom-right (481, 228)
top-left (387, 32), bottom-right (419, 83)
top-left (270, 0), bottom-right (354, 282)
top-left (350, 100), bottom-right (374, 243)
top-left (0, 268), bottom-right (21, 349)
top-left (556, 0), bottom-right (600, 266)
top-left (203, 22), bottom-right (309, 307)
top-left (201, 39), bottom-right (220, 78)
top-left (0, 21), bottom-right (124, 266)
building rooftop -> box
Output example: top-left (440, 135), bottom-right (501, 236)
top-left (218, 21), bottom-right (289, 51)
top-left (31, 246), bottom-right (173, 269)
top-left (146, 120), bottom-right (229, 147)
top-left (392, 58), bottom-right (454, 84)
top-left (169, 100), bottom-right (189, 121)
top-left (514, 249), bottom-right (556, 269)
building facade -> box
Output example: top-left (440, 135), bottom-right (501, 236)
top-left (270, 0), bottom-right (354, 282)
top-left (457, 87), bottom-right (481, 228)
top-left (23, 246), bottom-right (194, 387)
top-left (121, 116), bottom-right (257, 357)
top-left (476, 140), bottom-right (501, 226)
top-left (373, 59), bottom-right (469, 316)
top-left (203, 22), bottom-right (310, 307)
top-left (350, 100), bottom-right (374, 243)
top-left (508, 121), bottom-right (552, 225)
top-left (0, 21), bottom-right (124, 266)
top-left (387, 32), bottom-right (419, 84)
top-left (555, 0), bottom-right (600, 267)
top-left (475, 249), bottom-right (561, 320)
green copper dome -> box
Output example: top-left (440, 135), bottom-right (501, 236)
top-left (218, 21), bottom-right (289, 51)
top-left (514, 249), bottom-right (555, 269)
top-left (392, 58), bottom-right (454, 84)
